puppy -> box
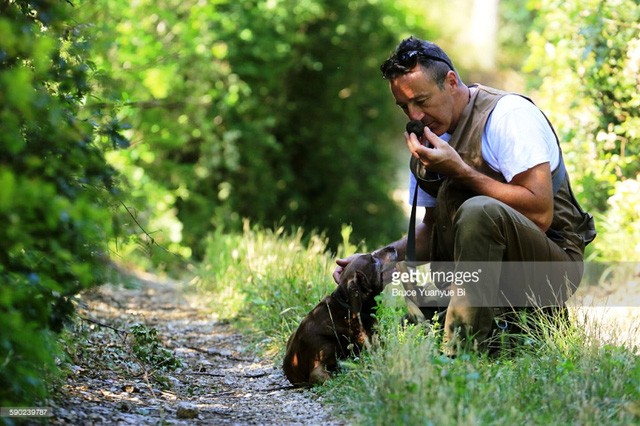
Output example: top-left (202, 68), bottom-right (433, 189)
top-left (283, 246), bottom-right (397, 385)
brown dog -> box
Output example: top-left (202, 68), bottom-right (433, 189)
top-left (283, 246), bottom-right (397, 385)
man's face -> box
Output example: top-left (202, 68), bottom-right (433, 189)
top-left (389, 65), bottom-right (457, 136)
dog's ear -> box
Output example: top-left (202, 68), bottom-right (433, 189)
top-left (347, 270), bottom-right (370, 313)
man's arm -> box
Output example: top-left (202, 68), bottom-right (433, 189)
top-left (457, 162), bottom-right (553, 231)
top-left (406, 128), bottom-right (554, 231)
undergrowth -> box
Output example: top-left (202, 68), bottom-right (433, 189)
top-left (321, 296), bottom-right (640, 425)
top-left (194, 222), bottom-right (358, 355)
top-left (59, 316), bottom-right (182, 393)
top-left (195, 225), bottom-right (640, 425)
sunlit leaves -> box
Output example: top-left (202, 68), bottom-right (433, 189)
top-left (0, 0), bottom-right (121, 406)
top-left (526, 0), bottom-right (640, 259)
top-left (2, 68), bottom-right (34, 119)
top-left (79, 0), bottom-right (432, 258)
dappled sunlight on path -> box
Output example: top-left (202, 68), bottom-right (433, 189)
top-left (51, 273), bottom-right (342, 425)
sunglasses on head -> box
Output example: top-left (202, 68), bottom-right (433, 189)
top-left (398, 50), bottom-right (454, 71)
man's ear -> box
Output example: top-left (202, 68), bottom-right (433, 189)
top-left (445, 70), bottom-right (459, 91)
top-left (347, 270), bottom-right (370, 313)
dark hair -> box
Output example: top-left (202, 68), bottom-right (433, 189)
top-left (380, 36), bottom-right (456, 88)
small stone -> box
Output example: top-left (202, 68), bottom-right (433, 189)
top-left (176, 403), bottom-right (199, 419)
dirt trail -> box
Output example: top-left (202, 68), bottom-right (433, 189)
top-left (50, 275), bottom-right (344, 425)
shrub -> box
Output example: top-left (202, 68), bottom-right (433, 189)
top-left (0, 0), bottom-right (122, 405)
top-left (524, 0), bottom-right (640, 260)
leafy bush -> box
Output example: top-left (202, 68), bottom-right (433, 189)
top-left (593, 178), bottom-right (640, 261)
top-left (524, 0), bottom-right (640, 260)
top-left (0, 1), bottom-right (121, 406)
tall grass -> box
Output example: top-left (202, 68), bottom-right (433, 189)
top-left (194, 222), bottom-right (358, 355)
top-left (322, 297), bottom-right (640, 425)
top-left (194, 225), bottom-right (640, 425)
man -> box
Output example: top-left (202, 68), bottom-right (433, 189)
top-left (334, 36), bottom-right (595, 354)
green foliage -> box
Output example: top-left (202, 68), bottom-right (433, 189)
top-left (323, 304), bottom-right (639, 425)
top-left (594, 179), bottom-right (640, 261)
top-left (81, 0), bottom-right (434, 259)
top-left (524, 0), bottom-right (640, 260)
top-left (195, 222), bottom-right (350, 354)
top-left (130, 324), bottom-right (182, 371)
top-left (60, 317), bottom-right (182, 395)
top-left (0, 1), bottom-right (121, 406)
top-left (497, 0), bottom-right (537, 71)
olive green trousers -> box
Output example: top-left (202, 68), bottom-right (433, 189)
top-left (441, 196), bottom-right (584, 355)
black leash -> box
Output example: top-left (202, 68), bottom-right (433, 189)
top-left (406, 183), bottom-right (419, 263)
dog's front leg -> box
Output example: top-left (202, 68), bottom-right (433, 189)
top-left (309, 362), bottom-right (331, 384)
top-left (356, 313), bottom-right (372, 350)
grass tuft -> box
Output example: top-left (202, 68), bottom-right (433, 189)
top-left (322, 299), bottom-right (640, 425)
top-left (194, 222), bottom-right (360, 355)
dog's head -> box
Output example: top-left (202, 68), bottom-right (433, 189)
top-left (338, 246), bottom-right (397, 312)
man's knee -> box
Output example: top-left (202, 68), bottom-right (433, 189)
top-left (454, 196), bottom-right (508, 234)
top-left (457, 196), bottom-right (508, 220)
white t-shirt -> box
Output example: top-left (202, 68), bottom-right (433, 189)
top-left (409, 94), bottom-right (560, 207)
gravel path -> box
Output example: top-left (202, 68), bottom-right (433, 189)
top-left (50, 275), bottom-right (344, 425)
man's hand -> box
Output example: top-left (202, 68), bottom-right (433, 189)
top-left (405, 126), bottom-right (469, 178)
top-left (332, 253), bottom-right (364, 284)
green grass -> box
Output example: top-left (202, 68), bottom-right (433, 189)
top-left (194, 225), bottom-right (640, 425)
top-left (194, 222), bottom-right (353, 355)
top-left (322, 299), bottom-right (640, 425)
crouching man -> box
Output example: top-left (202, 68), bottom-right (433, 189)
top-left (334, 36), bottom-right (595, 355)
